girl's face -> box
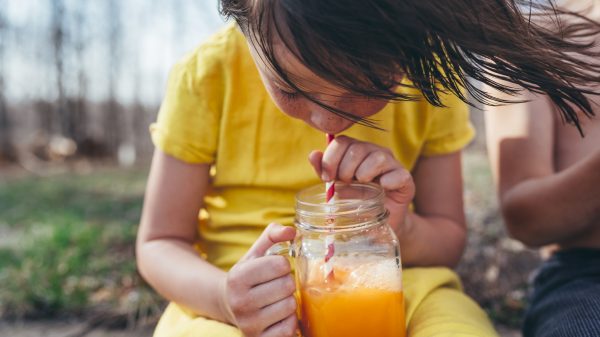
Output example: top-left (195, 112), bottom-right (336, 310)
top-left (248, 39), bottom-right (389, 134)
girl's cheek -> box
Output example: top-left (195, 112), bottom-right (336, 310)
top-left (272, 95), bottom-right (306, 119)
top-left (357, 99), bottom-right (388, 116)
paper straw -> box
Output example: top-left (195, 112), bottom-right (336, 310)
top-left (324, 133), bottom-right (336, 281)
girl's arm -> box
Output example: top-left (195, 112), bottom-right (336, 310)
top-left (136, 149), bottom-right (230, 321)
top-left (136, 149), bottom-right (298, 337)
top-left (407, 151), bottom-right (467, 268)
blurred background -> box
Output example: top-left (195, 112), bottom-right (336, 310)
top-left (0, 1), bottom-right (540, 336)
top-left (0, 0), bottom-right (223, 168)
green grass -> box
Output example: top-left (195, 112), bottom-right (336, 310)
top-left (0, 169), bottom-right (146, 229)
top-left (0, 168), bottom-right (164, 320)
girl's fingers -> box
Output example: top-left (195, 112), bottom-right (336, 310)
top-left (249, 274), bottom-right (296, 309)
top-left (354, 149), bottom-right (397, 183)
top-left (262, 314), bottom-right (298, 337)
top-left (379, 167), bottom-right (414, 191)
top-left (321, 135), bottom-right (353, 182)
top-left (337, 142), bottom-right (371, 182)
top-left (231, 255), bottom-right (291, 289)
top-left (379, 168), bottom-right (416, 203)
top-left (308, 150), bottom-right (324, 178)
top-left (320, 136), bottom-right (406, 191)
top-left (257, 295), bottom-right (298, 330)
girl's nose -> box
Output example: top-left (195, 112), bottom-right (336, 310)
top-left (309, 107), bottom-right (346, 132)
top-left (306, 93), bottom-right (357, 133)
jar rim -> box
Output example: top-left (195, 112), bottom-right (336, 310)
top-left (295, 182), bottom-right (387, 232)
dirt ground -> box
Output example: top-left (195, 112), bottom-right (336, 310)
top-left (0, 321), bottom-right (520, 337)
top-left (0, 321), bottom-right (154, 337)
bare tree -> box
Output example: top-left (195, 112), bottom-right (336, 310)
top-left (104, 0), bottom-right (123, 157)
top-left (50, 0), bottom-right (67, 138)
top-left (130, 1), bottom-right (153, 161)
top-left (69, 0), bottom-right (88, 147)
top-left (0, 0), bottom-right (16, 162)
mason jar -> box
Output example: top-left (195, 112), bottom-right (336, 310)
top-left (269, 182), bottom-right (406, 337)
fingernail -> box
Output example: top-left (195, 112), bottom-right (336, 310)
top-left (321, 172), bottom-right (330, 182)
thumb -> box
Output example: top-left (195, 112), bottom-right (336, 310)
top-left (308, 150), bottom-right (324, 180)
top-left (240, 223), bottom-right (296, 262)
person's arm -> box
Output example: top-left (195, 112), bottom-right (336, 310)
top-left (485, 91), bottom-right (600, 247)
top-left (136, 149), bottom-right (298, 337)
top-left (310, 136), bottom-right (466, 268)
top-left (136, 149), bottom-right (229, 321)
top-left (407, 151), bottom-right (467, 268)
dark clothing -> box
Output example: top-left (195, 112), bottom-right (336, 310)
top-left (523, 248), bottom-right (600, 337)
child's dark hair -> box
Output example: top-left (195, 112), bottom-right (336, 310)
top-left (220, 0), bottom-right (600, 134)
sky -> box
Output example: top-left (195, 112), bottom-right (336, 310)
top-left (3, 0), bottom-right (226, 105)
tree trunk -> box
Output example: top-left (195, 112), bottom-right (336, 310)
top-left (0, 79), bottom-right (16, 162)
top-left (0, 0), bottom-right (16, 162)
top-left (51, 0), bottom-right (67, 139)
top-left (104, 0), bottom-right (122, 157)
top-left (71, 1), bottom-right (88, 148)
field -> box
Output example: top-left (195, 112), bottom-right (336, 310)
top-left (0, 149), bottom-right (536, 336)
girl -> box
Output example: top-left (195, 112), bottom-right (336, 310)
top-left (137, 1), bottom-right (600, 336)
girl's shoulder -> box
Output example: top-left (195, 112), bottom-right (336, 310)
top-left (198, 23), bottom-right (245, 54)
top-left (170, 23), bottom-right (254, 92)
top-left (182, 23), bottom-right (246, 69)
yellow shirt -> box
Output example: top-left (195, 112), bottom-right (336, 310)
top-left (151, 23), bottom-right (474, 271)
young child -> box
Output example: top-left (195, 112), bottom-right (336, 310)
top-left (485, 2), bottom-right (600, 336)
top-left (487, 85), bottom-right (600, 337)
top-left (136, 1), bottom-right (600, 336)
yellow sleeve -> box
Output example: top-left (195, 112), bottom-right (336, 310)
top-left (150, 40), bottom-right (225, 164)
top-left (421, 93), bottom-right (475, 156)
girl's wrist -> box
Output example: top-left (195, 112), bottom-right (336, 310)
top-left (216, 274), bottom-right (235, 325)
top-left (401, 212), bottom-right (414, 238)
top-left (388, 205), bottom-right (412, 239)
top-left (395, 212), bottom-right (414, 243)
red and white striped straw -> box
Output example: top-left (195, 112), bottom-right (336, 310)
top-left (325, 133), bottom-right (336, 202)
top-left (324, 133), bottom-right (336, 281)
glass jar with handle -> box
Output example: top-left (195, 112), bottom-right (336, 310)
top-left (268, 182), bottom-right (406, 337)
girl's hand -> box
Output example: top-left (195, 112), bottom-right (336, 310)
top-left (309, 135), bottom-right (416, 235)
top-left (220, 223), bottom-right (298, 337)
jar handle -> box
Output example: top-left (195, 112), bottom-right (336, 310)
top-left (267, 241), bottom-right (302, 337)
top-left (266, 240), bottom-right (296, 258)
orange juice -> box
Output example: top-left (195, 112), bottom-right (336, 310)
top-left (298, 258), bottom-right (406, 337)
